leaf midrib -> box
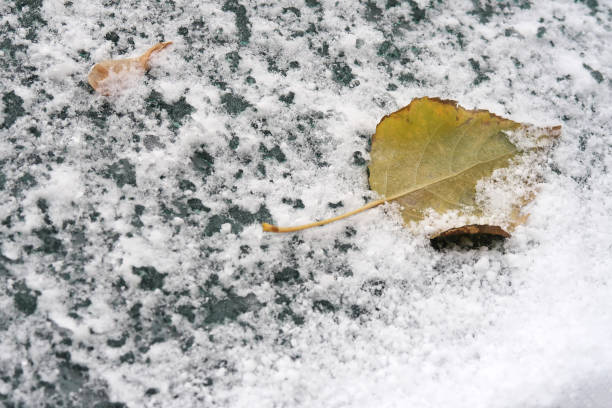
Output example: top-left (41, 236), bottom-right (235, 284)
top-left (383, 150), bottom-right (517, 204)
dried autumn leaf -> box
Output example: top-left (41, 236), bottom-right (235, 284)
top-left (88, 41), bottom-right (172, 95)
top-left (263, 97), bottom-right (560, 236)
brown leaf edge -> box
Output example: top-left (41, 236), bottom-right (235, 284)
top-left (432, 224), bottom-right (511, 238)
top-left (371, 97), bottom-right (515, 145)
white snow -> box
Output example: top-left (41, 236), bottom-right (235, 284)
top-left (1, 0), bottom-right (611, 407)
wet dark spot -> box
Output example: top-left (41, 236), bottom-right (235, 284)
top-left (146, 90), bottom-right (194, 128)
top-left (132, 266), bottom-right (166, 291)
top-left (106, 333), bottom-right (127, 348)
top-left (331, 61), bottom-right (356, 87)
top-left (220, 93), bottom-right (251, 115)
top-left (204, 214), bottom-right (233, 236)
top-left (378, 40), bottom-right (401, 61)
top-left (119, 351), bottom-right (135, 364)
top-left (131, 204), bottom-right (145, 228)
top-left (279, 91), bottom-right (295, 105)
top-left (583, 63), bottom-right (604, 83)
top-left (222, 0), bottom-right (251, 45)
top-left (313, 299), bottom-right (336, 313)
top-left (274, 267), bottom-right (300, 284)
top-left (179, 179), bottom-right (196, 191)
top-left (225, 50), bottom-right (241, 71)
top-left (362, 279), bottom-right (386, 297)
top-left (352, 151), bottom-right (366, 166)
top-left (334, 240), bottom-right (354, 253)
top-left (204, 293), bottom-right (260, 324)
top-left (104, 159), bottom-right (136, 188)
top-left (409, 0), bottom-right (426, 23)
top-left (143, 134), bottom-right (164, 151)
top-left (282, 6), bottom-right (301, 17)
top-left (191, 146), bottom-right (215, 177)
top-left (349, 304), bottom-right (367, 319)
top-left (177, 304), bottom-right (196, 323)
top-left (576, 0), bottom-right (598, 14)
top-left (104, 31), bottom-right (120, 44)
top-left (469, 0), bottom-right (495, 23)
top-left (13, 283), bottom-right (39, 315)
top-left (1, 91), bottom-right (25, 129)
top-left (129, 302), bottom-right (142, 319)
top-left (469, 58), bottom-right (490, 85)
top-left (187, 198), bottom-right (210, 213)
top-left (282, 198), bottom-right (305, 209)
top-left (364, 1), bottom-right (383, 21)
top-left (34, 227), bottom-right (65, 255)
top-left (259, 143), bottom-right (287, 162)
top-left (178, 26), bottom-right (189, 36)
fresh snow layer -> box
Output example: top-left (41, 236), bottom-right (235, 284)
top-left (1, 0), bottom-right (612, 407)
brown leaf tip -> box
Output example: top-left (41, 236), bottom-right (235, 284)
top-left (549, 125), bottom-right (562, 138)
top-left (140, 41), bottom-right (173, 66)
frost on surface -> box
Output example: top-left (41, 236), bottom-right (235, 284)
top-left (1, 0), bottom-right (612, 407)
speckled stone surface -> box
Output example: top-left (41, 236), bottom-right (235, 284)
top-left (1, 1), bottom-right (612, 407)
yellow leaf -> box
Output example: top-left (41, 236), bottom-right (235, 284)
top-left (263, 97), bottom-right (560, 235)
top-left (88, 41), bottom-right (172, 95)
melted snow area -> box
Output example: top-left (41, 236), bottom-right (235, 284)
top-left (1, 1), bottom-right (611, 407)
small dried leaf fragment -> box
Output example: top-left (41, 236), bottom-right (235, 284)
top-left (88, 41), bottom-right (172, 95)
top-left (263, 97), bottom-right (560, 235)
top-left (430, 224), bottom-right (510, 250)
top-left (432, 224), bottom-right (511, 239)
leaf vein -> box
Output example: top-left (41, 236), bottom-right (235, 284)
top-left (388, 151), bottom-right (516, 203)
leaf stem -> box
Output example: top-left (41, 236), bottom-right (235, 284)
top-left (262, 199), bottom-right (386, 233)
top-left (139, 41), bottom-right (173, 68)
